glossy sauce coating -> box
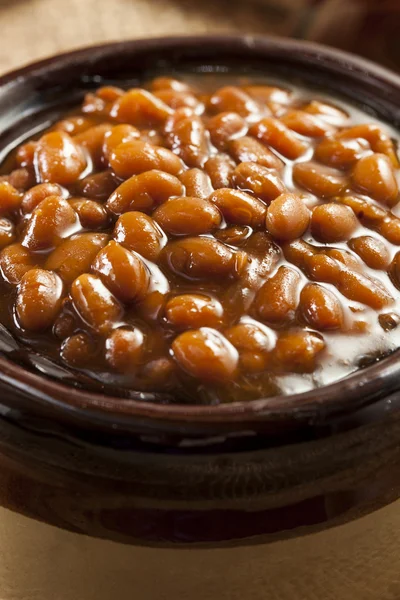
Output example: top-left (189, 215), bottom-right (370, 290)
top-left (0, 74), bottom-right (399, 404)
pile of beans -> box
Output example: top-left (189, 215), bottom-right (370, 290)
top-left (0, 74), bottom-right (399, 403)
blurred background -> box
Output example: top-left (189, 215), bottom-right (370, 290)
top-left (0, 0), bottom-right (398, 74)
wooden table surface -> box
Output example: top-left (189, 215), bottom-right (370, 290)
top-left (0, 0), bottom-right (301, 75)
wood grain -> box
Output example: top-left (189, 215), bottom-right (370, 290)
top-left (1, 500), bottom-right (400, 599)
top-left (0, 0), bottom-right (297, 74)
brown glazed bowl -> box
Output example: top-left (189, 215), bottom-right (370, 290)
top-left (1, 35), bottom-right (400, 599)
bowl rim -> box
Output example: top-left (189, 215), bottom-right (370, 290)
top-left (1, 33), bottom-right (400, 428)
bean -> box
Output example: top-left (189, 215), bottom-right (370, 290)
top-left (0, 243), bottom-right (36, 284)
top-left (61, 332), bottom-right (96, 367)
top-left (53, 309), bottom-right (78, 340)
top-left (348, 235), bottom-right (390, 270)
top-left (352, 153), bottom-right (399, 206)
top-left (338, 124), bottom-right (399, 167)
top-left (208, 112), bottom-right (247, 150)
top-left (110, 89), bottom-right (174, 126)
top-left (140, 328), bottom-right (167, 357)
top-left (95, 86), bottom-right (124, 103)
top-left (22, 183), bottom-right (65, 214)
top-left (274, 330), bottom-right (325, 373)
top-left (204, 155), bottom-right (235, 189)
top-left (282, 110), bottom-right (336, 137)
top-left (45, 232), bottom-right (109, 283)
top-left (6, 168), bottom-right (36, 192)
top-left (165, 113), bottom-right (209, 168)
top-left (244, 230), bottom-right (278, 256)
top-left (172, 328), bottom-right (239, 381)
top-left (179, 168), bottom-right (213, 198)
top-left (325, 248), bottom-right (360, 269)
top-left (69, 199), bottom-right (110, 230)
top-left (282, 238), bottom-right (315, 265)
top-left (223, 238), bottom-right (279, 319)
top-left (336, 195), bottom-right (400, 245)
top-left (0, 218), bottom-right (15, 248)
top-left (379, 312), bottom-right (400, 332)
top-left (215, 226), bottom-right (252, 247)
top-left (336, 194), bottom-right (389, 233)
top-left (154, 196), bottom-right (221, 235)
top-left (242, 85), bottom-right (292, 108)
top-left (337, 267), bottom-right (392, 309)
top-left (209, 188), bottom-right (267, 227)
top-left (154, 89), bottom-right (201, 111)
top-left (389, 252), bottom-right (400, 289)
top-left (140, 129), bottom-right (165, 147)
top-left (232, 162), bottom-right (285, 204)
top-left (106, 169), bottom-right (184, 215)
top-left (81, 93), bottom-right (111, 118)
top-left (302, 100), bottom-right (349, 126)
top-left (140, 357), bottom-right (177, 389)
top-left (242, 352), bottom-right (273, 373)
top-left (380, 219), bottom-right (400, 245)
top-left (109, 140), bottom-right (183, 179)
top-left (266, 193), bottom-right (310, 240)
top-left (250, 118), bottom-right (308, 160)
top-left (225, 320), bottom-right (273, 352)
top-left (284, 239), bottom-right (391, 309)
top-left (226, 320), bottom-right (273, 373)
top-left (337, 195), bottom-right (386, 227)
top-left (255, 266), bottom-right (301, 325)
top-left (209, 86), bottom-right (263, 120)
top-left (92, 240), bottom-right (150, 303)
top-left (74, 170), bottom-right (117, 201)
top-left (105, 327), bottom-right (145, 372)
top-left (71, 273), bottom-right (122, 334)
top-left (229, 136), bottom-right (283, 170)
top-left (306, 253), bottom-right (343, 284)
top-left (150, 77), bottom-right (192, 93)
top-left (16, 142), bottom-right (37, 168)
top-left (299, 283), bottom-right (343, 330)
top-left (16, 268), bottom-right (63, 331)
top-left (293, 162), bottom-right (348, 198)
top-left (314, 138), bottom-right (370, 169)
top-left (54, 116), bottom-right (97, 136)
top-left (162, 236), bottom-right (246, 280)
top-left (0, 182), bottom-right (22, 215)
top-left (74, 124), bottom-right (113, 167)
top-left (165, 294), bottom-right (224, 330)
top-left (289, 241), bottom-right (391, 309)
top-left (21, 196), bottom-right (79, 251)
top-left (102, 124), bottom-right (140, 161)
top-left (114, 212), bottom-right (166, 260)
top-left (137, 290), bottom-right (168, 323)
top-left (164, 102), bottom-right (194, 127)
top-left (311, 203), bottom-right (358, 243)
top-left (35, 131), bottom-right (86, 185)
